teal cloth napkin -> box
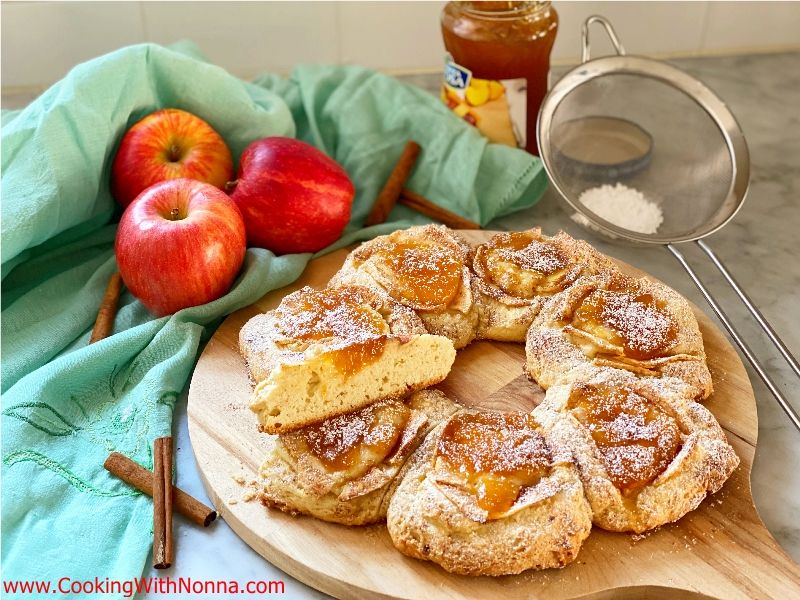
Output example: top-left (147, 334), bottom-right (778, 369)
top-left (1, 42), bottom-right (546, 593)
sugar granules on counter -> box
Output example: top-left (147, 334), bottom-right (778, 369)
top-left (574, 183), bottom-right (663, 235)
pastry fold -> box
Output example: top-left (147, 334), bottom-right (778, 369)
top-left (387, 409), bottom-right (592, 576)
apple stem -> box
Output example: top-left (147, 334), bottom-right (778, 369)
top-left (170, 207), bottom-right (180, 221)
top-left (225, 180), bottom-right (238, 193)
top-left (168, 144), bottom-right (182, 162)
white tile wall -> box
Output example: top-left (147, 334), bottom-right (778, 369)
top-left (2, 1), bottom-right (799, 90)
top-left (553, 2), bottom-right (710, 60)
top-left (703, 1), bottom-right (800, 51)
top-left (338, 1), bottom-right (443, 70)
top-left (1, 1), bottom-right (146, 88)
top-left (141, 2), bottom-right (339, 75)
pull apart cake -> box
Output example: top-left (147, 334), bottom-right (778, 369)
top-left (237, 225), bottom-right (738, 577)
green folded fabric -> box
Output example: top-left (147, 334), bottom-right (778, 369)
top-left (1, 42), bottom-right (546, 593)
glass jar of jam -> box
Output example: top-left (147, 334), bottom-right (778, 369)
top-left (441, 1), bottom-right (559, 155)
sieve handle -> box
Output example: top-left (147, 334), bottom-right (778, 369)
top-left (667, 243), bottom-right (800, 432)
top-left (581, 15), bottom-right (626, 63)
top-left (696, 239), bottom-right (800, 379)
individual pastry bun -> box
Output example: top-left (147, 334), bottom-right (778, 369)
top-left (330, 225), bottom-right (479, 349)
top-left (259, 389), bottom-right (460, 526)
top-left (387, 409), bottom-right (592, 576)
top-left (526, 271), bottom-right (713, 400)
top-left (240, 283), bottom-right (426, 386)
top-left (533, 370), bottom-right (739, 533)
top-left (472, 228), bottom-right (617, 342)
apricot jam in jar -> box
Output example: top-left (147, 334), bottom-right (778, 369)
top-left (441, 1), bottom-right (558, 155)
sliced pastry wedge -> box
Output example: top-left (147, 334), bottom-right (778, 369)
top-left (387, 409), bottom-right (592, 576)
top-left (533, 370), bottom-right (739, 533)
top-left (240, 285), bottom-right (456, 433)
top-left (259, 390), bottom-right (459, 526)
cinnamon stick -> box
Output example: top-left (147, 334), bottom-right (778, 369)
top-left (104, 452), bottom-right (216, 527)
top-left (398, 188), bottom-right (481, 230)
top-left (153, 437), bottom-right (174, 569)
top-left (365, 141), bottom-right (422, 226)
top-left (89, 272), bottom-right (122, 343)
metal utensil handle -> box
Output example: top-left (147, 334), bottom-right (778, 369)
top-left (581, 15), bottom-right (626, 63)
top-left (667, 243), bottom-right (800, 432)
top-left (696, 239), bottom-right (800, 379)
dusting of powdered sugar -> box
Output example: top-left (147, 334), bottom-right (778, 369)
top-left (568, 382), bottom-right (682, 493)
top-left (437, 412), bottom-right (552, 475)
top-left (275, 286), bottom-right (387, 350)
top-left (499, 240), bottom-right (568, 275)
top-left (294, 400), bottom-right (407, 466)
top-left (598, 291), bottom-right (677, 358)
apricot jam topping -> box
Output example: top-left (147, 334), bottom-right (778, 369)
top-left (568, 383), bottom-right (682, 495)
top-left (376, 240), bottom-right (463, 309)
top-left (275, 287), bottom-right (389, 376)
top-left (436, 412), bottom-right (552, 518)
top-left (477, 231), bottom-right (572, 298)
top-left (571, 288), bottom-right (678, 360)
top-left (297, 401), bottom-right (411, 475)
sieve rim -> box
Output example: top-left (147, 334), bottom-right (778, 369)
top-left (537, 54), bottom-right (750, 244)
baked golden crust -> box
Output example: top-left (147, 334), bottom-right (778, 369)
top-left (525, 271), bottom-right (713, 400)
top-left (330, 225), bottom-right (479, 349)
top-left (472, 229), bottom-right (617, 342)
top-left (533, 371), bottom-right (739, 533)
top-left (386, 410), bottom-right (593, 576)
top-left (259, 390), bottom-right (460, 526)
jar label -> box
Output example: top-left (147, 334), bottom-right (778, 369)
top-left (441, 55), bottom-right (527, 149)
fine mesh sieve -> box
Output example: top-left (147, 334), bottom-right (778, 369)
top-left (537, 16), bottom-right (800, 430)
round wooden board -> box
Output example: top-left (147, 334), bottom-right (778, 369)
top-left (187, 230), bottom-right (800, 599)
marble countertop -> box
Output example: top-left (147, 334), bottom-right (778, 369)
top-left (145, 51), bottom-right (800, 598)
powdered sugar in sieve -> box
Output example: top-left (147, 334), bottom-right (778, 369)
top-left (573, 183), bottom-right (663, 235)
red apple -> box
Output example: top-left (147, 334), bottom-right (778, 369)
top-left (111, 108), bottom-right (233, 208)
top-left (228, 137), bottom-right (354, 254)
top-left (115, 178), bottom-right (246, 316)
